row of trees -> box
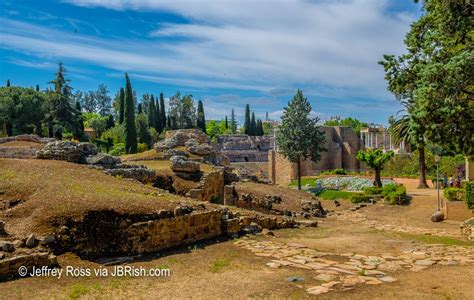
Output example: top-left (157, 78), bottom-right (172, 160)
top-left (380, 0), bottom-right (473, 188)
top-left (243, 104), bottom-right (265, 136)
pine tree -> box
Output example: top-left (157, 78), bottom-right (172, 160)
top-left (118, 87), bottom-right (125, 124)
top-left (6, 80), bottom-right (10, 87)
top-left (123, 73), bottom-right (137, 153)
top-left (250, 112), bottom-right (256, 136)
top-left (159, 93), bottom-right (166, 132)
top-left (244, 104), bottom-right (251, 134)
top-left (276, 90), bottom-right (326, 190)
top-left (230, 109), bottom-right (237, 134)
top-left (148, 95), bottom-right (156, 129)
top-left (196, 100), bottom-right (206, 133)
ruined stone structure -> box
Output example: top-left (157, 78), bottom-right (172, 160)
top-left (269, 126), bottom-right (365, 185)
top-left (360, 126), bottom-right (411, 154)
top-left (216, 135), bottom-right (273, 162)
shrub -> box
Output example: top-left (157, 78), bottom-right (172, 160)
top-left (350, 194), bottom-right (372, 203)
top-left (363, 186), bottom-right (383, 195)
top-left (318, 190), bottom-right (352, 200)
top-left (109, 143), bottom-right (125, 156)
top-left (321, 168), bottom-right (347, 175)
top-left (382, 183), bottom-right (407, 205)
top-left (465, 182), bottom-right (474, 209)
top-left (137, 143), bottom-right (148, 153)
top-left (443, 188), bottom-right (465, 202)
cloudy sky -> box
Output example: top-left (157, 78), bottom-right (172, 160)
top-left (0, 0), bottom-right (421, 125)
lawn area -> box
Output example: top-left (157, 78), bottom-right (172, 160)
top-left (316, 189), bottom-right (356, 200)
top-left (288, 176), bottom-right (319, 188)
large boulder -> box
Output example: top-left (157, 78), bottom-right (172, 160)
top-left (36, 141), bottom-right (97, 163)
top-left (170, 155), bottom-right (200, 173)
top-left (86, 153), bottom-right (121, 168)
top-left (187, 143), bottom-right (215, 156)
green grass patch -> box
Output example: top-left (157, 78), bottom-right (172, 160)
top-left (288, 177), bottom-right (319, 187)
top-left (210, 257), bottom-right (232, 273)
top-left (68, 283), bottom-right (90, 300)
top-left (318, 189), bottom-right (354, 200)
top-left (397, 232), bottom-right (473, 247)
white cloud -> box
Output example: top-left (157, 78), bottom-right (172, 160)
top-left (2, 0), bottom-right (416, 118)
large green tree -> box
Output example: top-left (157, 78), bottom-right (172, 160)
top-left (381, 0), bottom-right (474, 160)
top-left (123, 73), bottom-right (137, 153)
top-left (230, 109), bottom-right (237, 134)
top-left (118, 87), bottom-right (125, 124)
top-left (357, 149), bottom-right (394, 188)
top-left (276, 90), bottom-right (326, 190)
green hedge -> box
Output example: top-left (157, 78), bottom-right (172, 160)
top-left (321, 168), bottom-right (347, 175)
top-left (350, 194), bottom-right (372, 204)
top-left (465, 182), bottom-right (474, 209)
top-left (381, 183), bottom-right (407, 205)
top-left (443, 188), bottom-right (465, 202)
top-left (363, 186), bottom-right (383, 195)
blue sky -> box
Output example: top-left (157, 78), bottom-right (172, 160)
top-left (0, 0), bottom-right (421, 125)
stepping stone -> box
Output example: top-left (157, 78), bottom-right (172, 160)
top-left (329, 267), bottom-right (357, 275)
top-left (315, 274), bottom-right (337, 282)
top-left (322, 281), bottom-right (341, 288)
top-left (287, 243), bottom-right (305, 248)
top-left (286, 257), bottom-right (307, 264)
top-left (335, 264), bottom-right (362, 271)
top-left (289, 263), bottom-right (313, 270)
top-left (364, 270), bottom-right (386, 276)
top-left (315, 269), bottom-right (340, 275)
top-left (378, 262), bottom-right (402, 271)
top-left (287, 276), bottom-right (305, 282)
top-left (365, 279), bottom-right (383, 285)
top-left (271, 259), bottom-right (293, 266)
top-left (266, 262), bottom-right (281, 268)
top-left (306, 286), bottom-right (330, 295)
top-left (306, 262), bottom-right (329, 270)
top-left (379, 276), bottom-right (397, 283)
top-left (414, 259), bottom-right (435, 266)
top-left (410, 265), bottom-right (428, 272)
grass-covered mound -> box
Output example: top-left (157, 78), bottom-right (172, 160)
top-left (0, 159), bottom-right (201, 235)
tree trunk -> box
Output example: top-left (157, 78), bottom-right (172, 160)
top-left (297, 157), bottom-right (302, 191)
top-left (417, 146), bottom-right (429, 189)
top-left (374, 167), bottom-right (382, 188)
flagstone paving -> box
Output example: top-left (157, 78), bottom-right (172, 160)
top-left (234, 238), bottom-right (474, 296)
top-left (333, 210), bottom-right (460, 238)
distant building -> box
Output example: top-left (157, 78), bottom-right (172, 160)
top-left (360, 125), bottom-right (410, 154)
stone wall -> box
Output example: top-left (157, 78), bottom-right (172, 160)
top-left (0, 148), bottom-right (37, 159)
top-left (269, 126), bottom-right (365, 185)
top-left (216, 135), bottom-right (274, 162)
top-left (0, 253), bottom-right (58, 280)
top-left (127, 210), bottom-right (222, 254)
top-left (188, 168), bottom-right (225, 202)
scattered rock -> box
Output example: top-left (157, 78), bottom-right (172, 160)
top-left (301, 200), bottom-right (326, 217)
top-left (315, 274), bottom-right (337, 282)
top-left (85, 153), bottom-right (121, 168)
top-left (414, 259), bottom-right (435, 266)
top-left (25, 234), bottom-right (37, 248)
top-left (37, 140), bottom-right (97, 163)
top-left (0, 241), bottom-right (15, 252)
top-left (287, 276), bottom-right (305, 282)
top-left (379, 276), bottom-right (397, 283)
top-left (170, 155), bottom-right (200, 173)
top-left (261, 228), bottom-right (274, 236)
top-left (431, 211), bottom-right (445, 222)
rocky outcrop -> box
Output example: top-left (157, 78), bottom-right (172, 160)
top-left (301, 200), bottom-right (326, 218)
top-left (0, 134), bottom-right (54, 145)
top-left (155, 129), bottom-right (210, 152)
top-left (170, 155), bottom-right (200, 174)
top-left (163, 149), bottom-right (189, 160)
top-left (37, 141), bottom-right (97, 163)
top-left (105, 165), bottom-right (156, 183)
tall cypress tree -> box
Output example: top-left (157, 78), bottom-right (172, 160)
top-left (36, 85), bottom-right (40, 92)
top-left (154, 95), bottom-right (162, 133)
top-left (148, 95), bottom-right (156, 129)
top-left (6, 80), bottom-right (10, 87)
top-left (123, 73), bottom-right (137, 153)
top-left (244, 104), bottom-right (251, 135)
top-left (225, 116), bottom-right (228, 129)
top-left (137, 103), bottom-right (143, 114)
top-left (250, 112), bottom-right (256, 136)
top-left (118, 87), bottom-right (125, 124)
top-left (159, 93), bottom-right (166, 132)
top-left (196, 100), bottom-right (206, 133)
top-left (230, 109), bottom-right (237, 134)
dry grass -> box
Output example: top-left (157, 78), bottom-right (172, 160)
top-left (126, 160), bottom-right (214, 174)
top-left (121, 149), bottom-right (163, 161)
top-left (0, 159), bottom-right (198, 235)
top-left (0, 140), bottom-right (43, 149)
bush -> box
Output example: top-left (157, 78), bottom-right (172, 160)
top-left (363, 186), bottom-right (383, 195)
top-left (382, 183), bottom-right (407, 205)
top-left (321, 168), bottom-right (347, 175)
top-left (443, 188), bottom-right (465, 202)
top-left (350, 194), bottom-right (372, 203)
top-left (465, 182), bottom-right (474, 209)
top-left (137, 143), bottom-right (148, 153)
top-left (109, 143), bottom-right (125, 156)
